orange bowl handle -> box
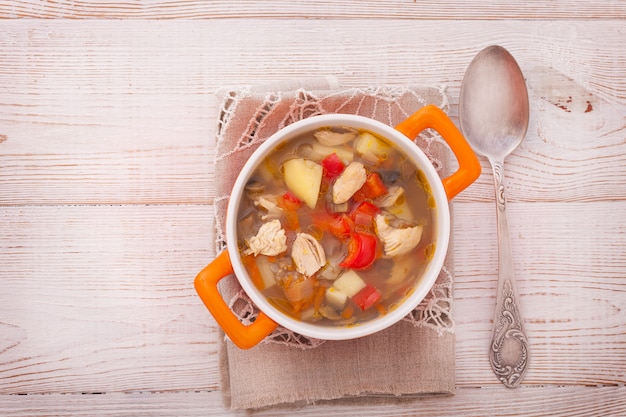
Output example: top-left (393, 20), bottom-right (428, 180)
top-left (395, 105), bottom-right (481, 200)
top-left (194, 251), bottom-right (279, 349)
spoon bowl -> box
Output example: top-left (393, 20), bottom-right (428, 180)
top-left (460, 45), bottom-right (529, 160)
top-left (459, 45), bottom-right (530, 388)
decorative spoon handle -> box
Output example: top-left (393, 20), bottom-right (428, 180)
top-left (488, 160), bottom-right (529, 388)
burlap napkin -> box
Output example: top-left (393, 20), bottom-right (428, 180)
top-left (213, 77), bottom-right (456, 410)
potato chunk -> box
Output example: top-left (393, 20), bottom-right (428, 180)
top-left (354, 131), bottom-right (390, 163)
top-left (325, 287), bottom-right (348, 310)
top-left (283, 158), bottom-right (323, 209)
top-left (333, 270), bottom-right (366, 298)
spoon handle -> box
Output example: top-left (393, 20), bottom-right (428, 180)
top-left (489, 160), bottom-right (529, 388)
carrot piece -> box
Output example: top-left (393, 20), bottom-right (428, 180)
top-left (341, 305), bottom-right (354, 319)
top-left (284, 210), bottom-right (300, 231)
top-left (313, 284), bottom-right (326, 312)
top-left (278, 193), bottom-right (301, 231)
top-left (292, 299), bottom-right (306, 314)
top-left (375, 303), bottom-right (387, 316)
top-left (241, 254), bottom-right (265, 290)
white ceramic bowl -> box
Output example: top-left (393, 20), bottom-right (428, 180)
top-left (195, 105), bottom-right (480, 349)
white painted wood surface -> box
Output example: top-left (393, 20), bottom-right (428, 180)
top-left (0, 4), bottom-right (625, 416)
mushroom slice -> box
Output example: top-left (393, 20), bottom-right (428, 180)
top-left (332, 161), bottom-right (367, 204)
top-left (245, 219), bottom-right (287, 256)
top-left (291, 232), bottom-right (327, 277)
top-left (319, 305), bottom-right (343, 320)
top-left (374, 213), bottom-right (423, 257)
top-left (313, 128), bottom-right (358, 146)
top-left (375, 185), bottom-right (405, 208)
top-left (244, 178), bottom-right (265, 195)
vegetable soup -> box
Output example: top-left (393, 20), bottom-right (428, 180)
top-left (236, 125), bottom-right (436, 327)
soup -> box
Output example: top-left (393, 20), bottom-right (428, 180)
top-left (236, 125), bottom-right (436, 327)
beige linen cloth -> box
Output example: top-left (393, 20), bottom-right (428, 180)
top-left (212, 77), bottom-right (456, 410)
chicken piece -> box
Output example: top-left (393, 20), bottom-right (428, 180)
top-left (375, 185), bottom-right (404, 208)
top-left (374, 185), bottom-right (414, 221)
top-left (387, 253), bottom-right (414, 285)
top-left (374, 213), bottom-right (423, 257)
top-left (245, 219), bottom-right (287, 256)
top-left (332, 161), bottom-right (367, 204)
top-left (253, 194), bottom-right (283, 220)
top-left (313, 128), bottom-right (358, 146)
top-left (291, 232), bottom-right (326, 277)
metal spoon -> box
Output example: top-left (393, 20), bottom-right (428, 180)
top-left (459, 45), bottom-right (530, 388)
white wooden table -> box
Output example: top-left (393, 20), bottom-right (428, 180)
top-left (1, 2), bottom-right (625, 416)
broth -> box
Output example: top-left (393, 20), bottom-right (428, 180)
top-left (236, 125), bottom-right (435, 327)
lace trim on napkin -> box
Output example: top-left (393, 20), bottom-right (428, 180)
top-left (214, 85), bottom-right (455, 349)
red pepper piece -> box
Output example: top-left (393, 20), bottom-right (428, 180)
top-left (349, 201), bottom-right (380, 231)
top-left (327, 214), bottom-right (352, 241)
top-left (350, 201), bottom-right (380, 218)
top-left (340, 232), bottom-right (378, 270)
top-left (352, 284), bottom-right (382, 311)
top-left (312, 212), bottom-right (352, 241)
top-left (321, 152), bottom-right (346, 180)
top-left (353, 172), bottom-right (388, 202)
top-left (281, 192), bottom-right (302, 210)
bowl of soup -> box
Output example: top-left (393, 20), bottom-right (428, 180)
top-left (195, 105), bottom-right (480, 349)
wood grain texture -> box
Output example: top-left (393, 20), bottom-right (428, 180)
top-left (0, 205), bottom-right (221, 394)
top-left (0, 202), bottom-right (623, 394)
top-left (0, 387), bottom-right (625, 417)
top-left (0, 13), bottom-right (625, 416)
top-left (0, 20), bottom-right (624, 205)
top-left (1, 0), bottom-right (625, 20)
top-left (453, 201), bottom-right (626, 387)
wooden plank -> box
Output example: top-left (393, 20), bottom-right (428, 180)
top-left (0, 386), bottom-right (625, 416)
top-left (0, 15), bottom-right (625, 416)
top-left (0, 23), bottom-right (217, 204)
top-left (452, 201), bottom-right (626, 387)
top-left (1, 0), bottom-right (625, 20)
top-left (0, 205), bottom-right (222, 394)
top-left (0, 20), bottom-right (624, 205)
top-left (0, 202), bottom-right (623, 394)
